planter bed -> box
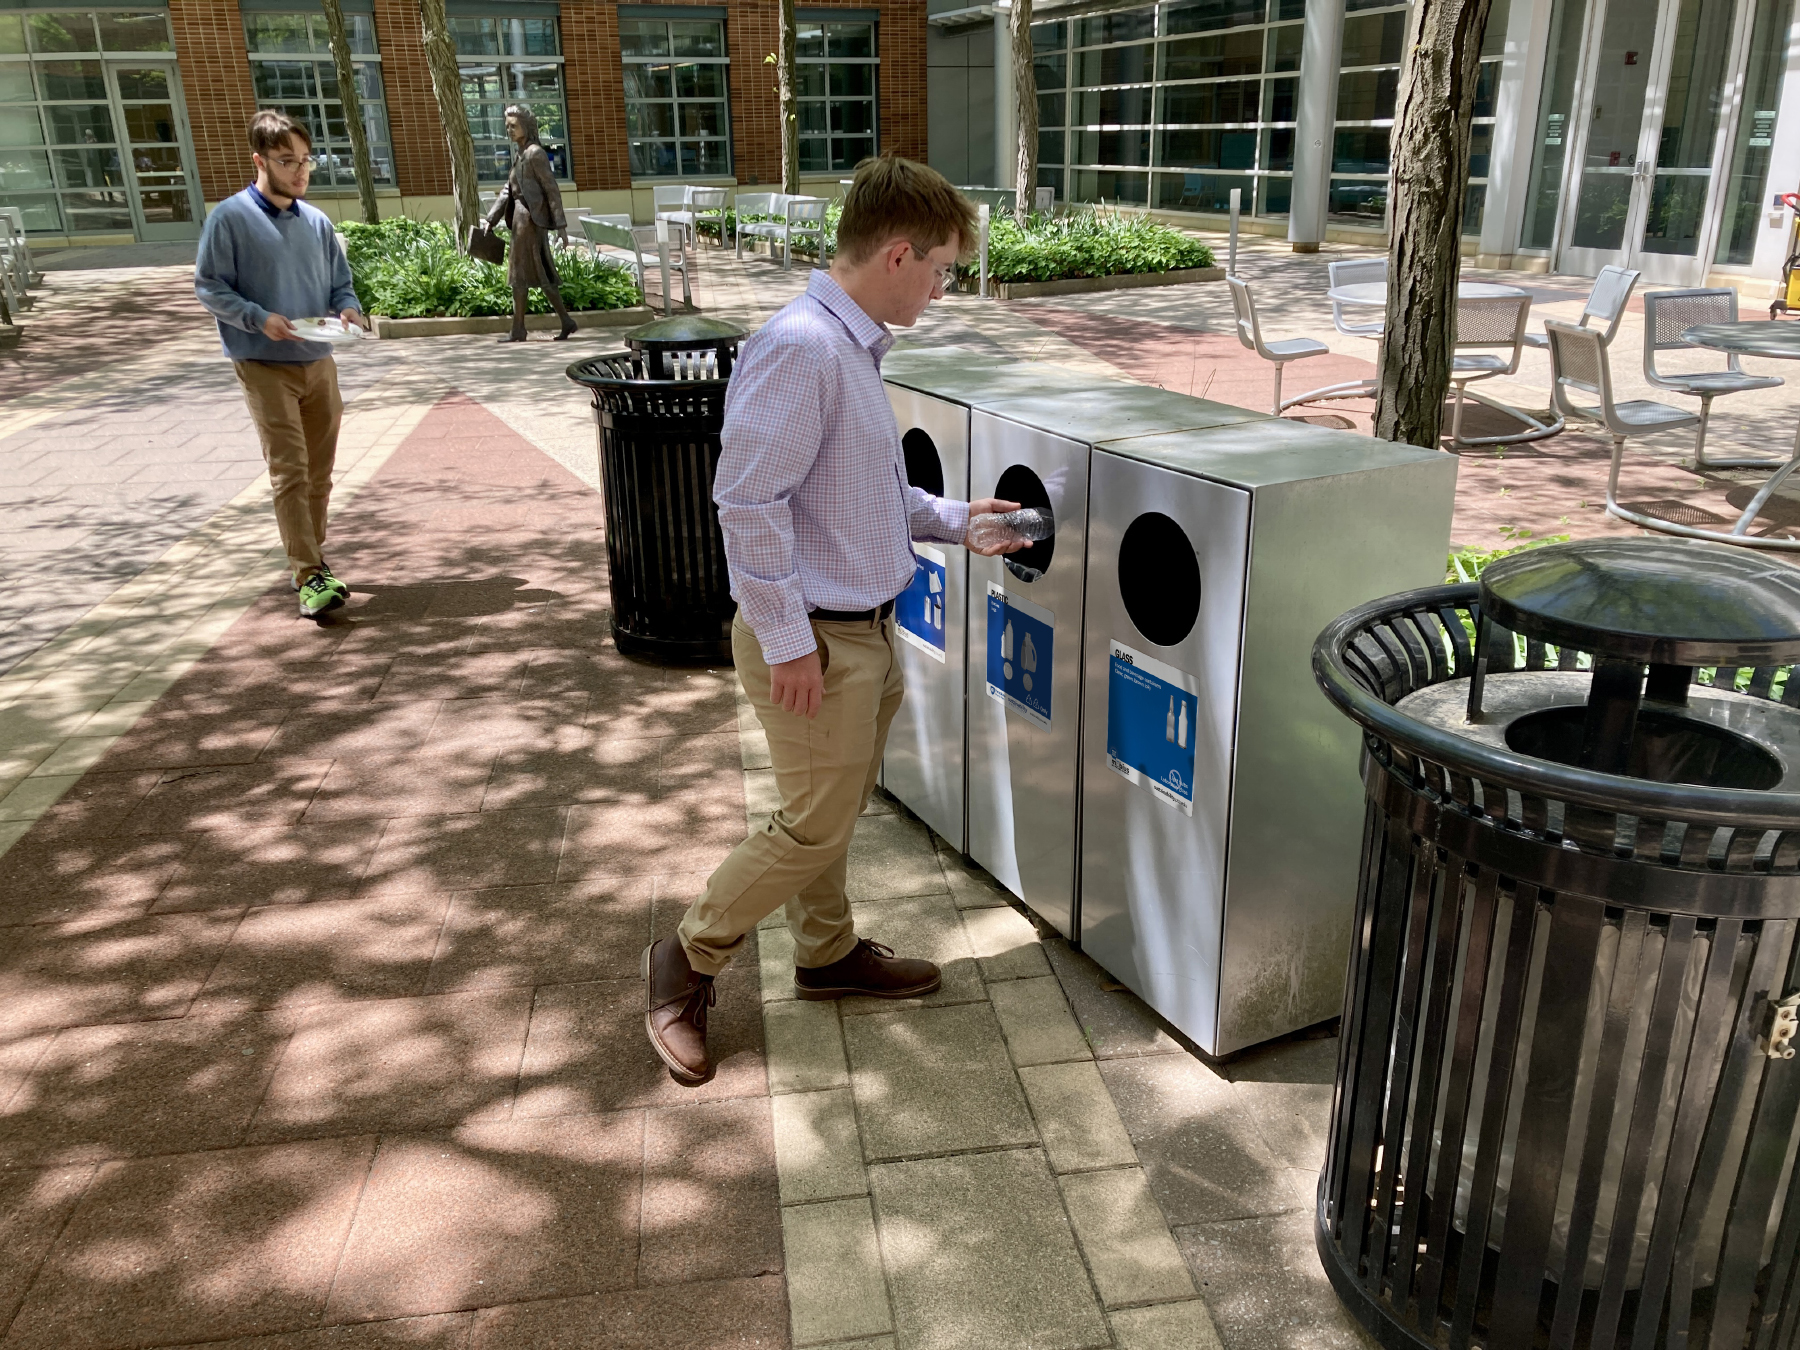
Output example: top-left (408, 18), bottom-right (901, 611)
top-left (970, 266), bottom-right (1226, 300)
top-left (369, 306), bottom-right (655, 339)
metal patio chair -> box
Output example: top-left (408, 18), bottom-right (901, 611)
top-left (578, 216), bottom-right (689, 316)
top-left (1521, 264), bottom-right (1637, 352)
top-left (1327, 257), bottom-right (1387, 338)
top-left (652, 184), bottom-right (698, 250)
top-left (1448, 293), bottom-right (1562, 447)
top-left (1228, 276), bottom-right (1330, 416)
top-left (1641, 287), bottom-right (1785, 470)
top-left (738, 195), bottom-right (828, 270)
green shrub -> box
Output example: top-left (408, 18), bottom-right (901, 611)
top-left (1445, 525), bottom-right (1570, 584)
top-left (340, 217), bottom-right (640, 319)
top-left (977, 208), bottom-right (1215, 283)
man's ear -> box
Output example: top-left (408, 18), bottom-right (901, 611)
top-left (882, 237), bottom-right (911, 274)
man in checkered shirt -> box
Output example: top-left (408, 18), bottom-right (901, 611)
top-left (644, 156), bottom-right (1024, 1084)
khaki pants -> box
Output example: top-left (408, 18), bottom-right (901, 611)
top-left (234, 357), bottom-right (342, 584)
top-left (678, 609), bottom-right (906, 976)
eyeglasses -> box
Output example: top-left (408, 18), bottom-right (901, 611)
top-left (265, 155), bottom-right (313, 173)
top-left (909, 243), bottom-right (955, 292)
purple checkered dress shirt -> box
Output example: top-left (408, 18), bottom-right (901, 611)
top-left (715, 271), bottom-right (970, 665)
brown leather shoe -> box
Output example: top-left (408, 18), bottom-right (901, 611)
top-left (643, 938), bottom-right (715, 1083)
top-left (794, 939), bottom-right (941, 1001)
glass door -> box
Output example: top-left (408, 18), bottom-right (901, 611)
top-left (1557, 0), bottom-right (1743, 282)
top-left (107, 61), bottom-right (197, 240)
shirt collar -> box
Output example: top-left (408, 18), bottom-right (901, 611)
top-left (246, 183), bottom-right (299, 218)
top-left (807, 271), bottom-right (893, 363)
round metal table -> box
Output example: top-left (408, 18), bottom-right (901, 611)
top-left (1678, 321), bottom-right (1800, 547)
top-left (1325, 280), bottom-right (1529, 307)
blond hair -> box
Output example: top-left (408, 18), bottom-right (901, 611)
top-left (835, 154), bottom-right (979, 264)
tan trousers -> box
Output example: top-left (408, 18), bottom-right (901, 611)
top-left (678, 609), bottom-right (906, 976)
top-left (234, 357), bottom-right (342, 584)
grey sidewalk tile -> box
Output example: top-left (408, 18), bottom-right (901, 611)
top-left (961, 902), bottom-right (1051, 981)
top-left (758, 921), bottom-right (798, 1002)
top-left (743, 767), bottom-right (779, 819)
top-left (1108, 1300), bottom-right (1225, 1350)
top-left (869, 1148), bottom-right (1110, 1350)
top-left (840, 893), bottom-right (982, 1013)
top-left (1174, 1211), bottom-right (1377, 1350)
top-left (810, 1340), bottom-right (896, 1350)
top-left (1019, 1060), bottom-right (1139, 1173)
top-left (1043, 938), bottom-right (1184, 1060)
top-left (782, 1196), bottom-right (892, 1346)
top-left (1060, 1167), bottom-right (1197, 1308)
top-left (990, 975), bottom-right (1092, 1067)
top-left (771, 1088), bottom-right (867, 1204)
top-left (842, 1002), bottom-right (1036, 1161)
top-left (845, 811), bottom-right (948, 902)
top-left (764, 999), bottom-right (849, 1094)
top-left (933, 836), bottom-right (1012, 909)
top-left (1098, 1056), bottom-right (1300, 1227)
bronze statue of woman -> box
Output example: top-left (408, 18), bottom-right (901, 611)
top-left (484, 104), bottom-right (577, 342)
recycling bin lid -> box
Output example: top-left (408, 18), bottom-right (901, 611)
top-left (1480, 538), bottom-right (1800, 667)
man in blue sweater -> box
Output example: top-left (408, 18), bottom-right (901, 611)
top-left (195, 110), bottom-right (366, 621)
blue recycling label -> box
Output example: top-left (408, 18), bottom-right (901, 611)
top-left (894, 544), bottom-right (948, 664)
top-left (985, 582), bottom-right (1053, 730)
top-left (1107, 639), bottom-right (1198, 816)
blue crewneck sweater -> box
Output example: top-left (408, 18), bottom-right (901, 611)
top-left (194, 187), bottom-right (361, 363)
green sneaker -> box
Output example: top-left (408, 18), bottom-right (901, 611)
top-left (298, 571), bottom-right (345, 619)
top-left (292, 558), bottom-right (346, 595)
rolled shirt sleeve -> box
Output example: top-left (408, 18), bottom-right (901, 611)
top-left (715, 337), bottom-right (833, 665)
top-left (907, 487), bottom-right (970, 547)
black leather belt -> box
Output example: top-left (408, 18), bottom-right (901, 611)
top-left (811, 598), bottom-right (895, 623)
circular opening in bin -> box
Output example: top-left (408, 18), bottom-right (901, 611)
top-left (995, 464), bottom-right (1054, 583)
top-left (1118, 512), bottom-right (1201, 647)
top-left (902, 428), bottom-right (945, 497)
top-left (1504, 706), bottom-right (1784, 790)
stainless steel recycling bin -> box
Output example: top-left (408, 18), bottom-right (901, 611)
top-left (1078, 422), bottom-right (1453, 1056)
top-left (1312, 537), bottom-right (1800, 1350)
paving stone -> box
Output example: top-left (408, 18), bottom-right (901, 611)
top-left (770, 1087), bottom-right (866, 1204)
top-left (418, 695), bottom-right (580, 758)
top-left (870, 1148), bottom-right (1109, 1350)
top-left (1043, 937), bottom-right (1185, 1060)
top-left (257, 700), bottom-right (443, 761)
top-left (304, 752), bottom-right (496, 823)
top-left (783, 1196), bottom-right (891, 1345)
top-left (1019, 1060), bottom-right (1140, 1173)
top-left (5, 1136), bottom-right (377, 1349)
top-left (660, 730), bottom-right (750, 795)
top-left (325, 1113), bottom-right (644, 1321)
top-left (425, 877), bottom-right (653, 992)
top-left (1098, 1055), bottom-right (1301, 1227)
top-left (0, 1011), bottom-right (293, 1166)
top-left (842, 1002), bottom-right (1037, 1161)
top-left (196, 892), bottom-right (452, 1011)
top-left (840, 893), bottom-right (983, 1013)
top-left (962, 902), bottom-right (1051, 981)
top-left (512, 969), bottom-right (765, 1117)
top-left (0, 834), bottom-right (190, 927)
top-left (641, 1098), bottom-right (782, 1287)
top-left (757, 920), bottom-right (798, 1002)
top-left (764, 998), bottom-right (849, 1094)
top-left (560, 794), bottom-right (746, 879)
top-left (98, 705), bottom-right (290, 769)
top-left (1173, 1211), bottom-right (1377, 1350)
top-left (153, 1314), bottom-right (476, 1348)
top-left (0, 910), bottom-right (238, 1034)
top-left (374, 651), bottom-right (529, 703)
top-left (578, 673), bottom-right (739, 739)
top-left (1060, 1167), bottom-right (1196, 1308)
top-left (480, 730), bottom-right (661, 812)
top-left (1108, 1300), bottom-right (1226, 1350)
top-left (932, 834), bottom-right (1013, 909)
top-left (845, 811), bottom-right (948, 902)
top-left (0, 1164), bottom-right (94, 1329)
top-left (119, 760), bottom-right (334, 834)
top-left (7, 768), bottom-right (159, 837)
top-left (991, 975), bottom-right (1092, 1066)
top-left (152, 820), bottom-right (386, 912)
top-left (360, 808), bottom-right (566, 896)
top-left (1223, 1034), bottom-right (1340, 1173)
top-left (468, 1274), bottom-right (789, 1349)
top-left (248, 989), bottom-right (532, 1140)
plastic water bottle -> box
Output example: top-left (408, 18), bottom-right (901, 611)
top-left (967, 507), bottom-right (1054, 550)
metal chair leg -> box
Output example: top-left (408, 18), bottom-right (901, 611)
top-left (1271, 362), bottom-right (1283, 418)
top-left (1689, 393), bottom-right (1792, 470)
top-left (1606, 426), bottom-right (1800, 551)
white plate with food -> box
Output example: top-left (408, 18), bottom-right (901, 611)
top-left (290, 317), bottom-right (365, 344)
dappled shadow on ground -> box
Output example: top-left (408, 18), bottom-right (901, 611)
top-left (0, 392), bottom-right (786, 1349)
top-left (0, 266), bottom-right (217, 402)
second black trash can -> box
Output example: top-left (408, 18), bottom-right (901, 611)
top-left (567, 315), bottom-right (746, 664)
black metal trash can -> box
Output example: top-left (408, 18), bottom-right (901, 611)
top-left (1310, 538), bottom-right (1800, 1350)
top-left (566, 315), bottom-right (746, 664)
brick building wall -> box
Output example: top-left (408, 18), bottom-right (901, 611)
top-left (372, 0), bottom-right (450, 197)
top-left (168, 0), bottom-right (258, 205)
top-left (877, 0), bottom-right (927, 161)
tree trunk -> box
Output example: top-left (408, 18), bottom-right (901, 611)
top-left (417, 0), bottom-right (480, 250)
top-left (319, 0), bottom-right (379, 224)
top-left (776, 0), bottom-right (799, 194)
top-left (1372, 0), bottom-right (1494, 448)
top-left (1010, 0), bottom-right (1037, 212)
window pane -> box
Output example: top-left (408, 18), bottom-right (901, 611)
top-left (245, 15), bottom-right (310, 53)
top-left (348, 14), bottom-right (378, 54)
top-left (504, 18), bottom-right (558, 56)
top-left (1075, 44), bottom-right (1152, 85)
top-left (1033, 52), bottom-right (1066, 89)
top-left (1469, 123), bottom-right (1493, 178)
top-left (530, 103), bottom-right (565, 140)
top-left (130, 144), bottom-right (182, 175)
top-left (796, 23), bottom-right (825, 57)
top-left (629, 139), bottom-right (675, 175)
top-left (624, 64), bottom-right (671, 100)
top-left (1481, 0), bottom-right (1510, 56)
top-left (1162, 30), bottom-right (1261, 80)
top-left (1332, 128), bottom-right (1390, 172)
top-left (0, 16), bottom-right (25, 54)
top-left (1716, 0), bottom-right (1788, 263)
top-left (0, 66), bottom-right (33, 102)
top-left (620, 20), bottom-right (669, 57)
top-left (1340, 12), bottom-right (1404, 65)
top-left (1073, 128), bottom-right (1151, 164)
top-left (1039, 128), bottom-right (1064, 163)
top-left (680, 101), bottom-right (725, 137)
top-left (54, 144), bottom-right (119, 185)
top-left (460, 64), bottom-right (502, 101)
top-left (450, 18), bottom-right (498, 56)
top-left (1071, 168), bottom-right (1148, 202)
top-left (1262, 126), bottom-right (1294, 170)
top-left (1077, 7), bottom-right (1156, 43)
top-left (1032, 21), bottom-right (1067, 50)
top-left (828, 62), bottom-right (873, 97)
top-left (1258, 174), bottom-right (1290, 212)
top-left (671, 20), bottom-right (722, 58)
top-left (798, 63), bottom-right (826, 97)
top-left (37, 60), bottom-right (105, 100)
top-left (29, 14), bottom-right (97, 53)
top-left (827, 23), bottom-right (873, 57)
top-left (799, 136), bottom-right (828, 172)
top-left (1463, 182), bottom-right (1486, 234)
top-left (799, 100), bottom-right (827, 134)
top-left (1039, 91), bottom-right (1065, 126)
top-left (1472, 59), bottom-right (1498, 117)
top-left (7, 191), bottom-right (59, 229)
top-left (1159, 81), bottom-right (1259, 124)
top-left (116, 67), bottom-right (169, 100)
top-left (46, 103), bottom-right (113, 143)
top-left (254, 61), bottom-right (317, 101)
top-left (510, 63), bottom-right (562, 98)
top-left (1335, 68), bottom-right (1397, 119)
top-left (1328, 177), bottom-right (1388, 221)
top-left (830, 100), bottom-right (873, 134)
top-left (1156, 171), bottom-right (1252, 211)
top-left (96, 12), bottom-right (171, 52)
top-left (123, 104), bottom-right (178, 144)
top-left (1075, 86), bottom-right (1153, 123)
top-left (466, 102), bottom-right (506, 138)
top-left (354, 62), bottom-right (382, 101)
top-left (1163, 0), bottom-right (1264, 33)
top-left (1160, 127), bottom-right (1257, 167)
top-left (676, 63), bottom-right (724, 99)
top-left (63, 189), bottom-right (130, 229)
top-left (830, 135), bottom-right (872, 169)
top-left (1267, 23), bottom-right (1301, 70)
top-left (0, 147), bottom-right (51, 186)
top-left (627, 101), bottom-right (673, 138)
top-left (1519, 0), bottom-right (1584, 248)
top-left (139, 187), bottom-right (191, 222)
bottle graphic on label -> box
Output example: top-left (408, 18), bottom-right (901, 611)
top-left (1177, 699), bottom-right (1189, 749)
top-left (1165, 695), bottom-right (1175, 743)
top-left (1021, 631), bottom-right (1038, 692)
top-left (1002, 620), bottom-right (1014, 680)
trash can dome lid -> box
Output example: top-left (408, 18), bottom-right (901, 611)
top-left (1480, 537), bottom-right (1800, 666)
top-left (625, 315), bottom-right (746, 348)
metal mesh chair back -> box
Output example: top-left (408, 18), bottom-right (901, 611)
top-left (1584, 266), bottom-right (1639, 341)
top-left (787, 198), bottom-right (829, 224)
top-left (1644, 287), bottom-right (1736, 350)
top-left (1328, 258), bottom-right (1387, 290)
top-left (580, 217), bottom-right (636, 252)
top-left (689, 188), bottom-right (726, 209)
top-left (652, 184), bottom-right (692, 212)
top-left (1455, 295), bottom-right (1530, 348)
top-left (1227, 276), bottom-right (1261, 354)
top-left (1547, 319), bottom-right (1605, 393)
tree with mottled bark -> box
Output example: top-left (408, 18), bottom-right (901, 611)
top-left (1373, 0), bottom-right (1495, 448)
top-left (768, 0), bottom-right (799, 194)
top-left (1010, 0), bottom-right (1037, 213)
top-left (418, 0), bottom-right (480, 251)
top-left (319, 0), bottom-right (378, 224)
